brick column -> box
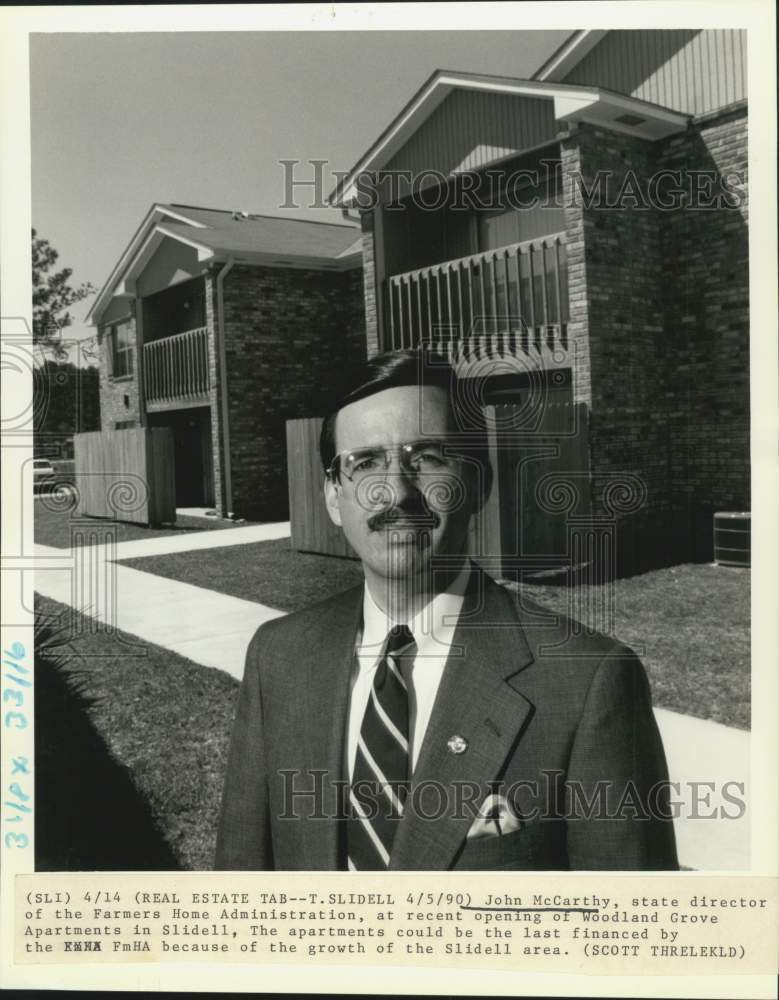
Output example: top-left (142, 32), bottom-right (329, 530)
top-left (360, 210), bottom-right (381, 357)
top-left (559, 126), bottom-right (592, 409)
top-left (204, 268), bottom-right (227, 516)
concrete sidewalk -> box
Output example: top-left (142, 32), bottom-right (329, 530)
top-left (108, 520), bottom-right (290, 561)
top-left (653, 707), bottom-right (749, 871)
top-left (32, 539), bottom-right (750, 870)
top-left (34, 542), bottom-right (285, 674)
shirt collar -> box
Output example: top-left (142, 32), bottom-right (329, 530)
top-left (357, 559), bottom-right (472, 672)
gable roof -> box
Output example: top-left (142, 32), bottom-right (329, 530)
top-left (158, 204), bottom-right (361, 257)
top-left (328, 67), bottom-right (689, 206)
top-left (87, 203), bottom-right (361, 325)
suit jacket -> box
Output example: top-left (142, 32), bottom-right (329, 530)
top-left (214, 569), bottom-right (678, 871)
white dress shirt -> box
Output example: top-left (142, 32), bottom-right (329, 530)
top-left (347, 562), bottom-right (471, 780)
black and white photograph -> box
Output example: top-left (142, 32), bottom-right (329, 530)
top-left (1, 3), bottom-right (777, 995)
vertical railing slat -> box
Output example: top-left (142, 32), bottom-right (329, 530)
top-left (405, 276), bottom-right (414, 350)
top-left (448, 266), bottom-right (454, 345)
top-left (528, 242), bottom-right (537, 347)
top-left (415, 274), bottom-right (424, 348)
top-left (389, 279), bottom-right (397, 350)
top-left (456, 264), bottom-right (464, 341)
top-left (425, 273), bottom-right (432, 346)
top-left (540, 240), bottom-right (550, 349)
top-left (489, 252), bottom-right (498, 344)
top-left (435, 269), bottom-right (443, 348)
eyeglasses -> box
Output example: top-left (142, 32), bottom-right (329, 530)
top-left (327, 439), bottom-right (464, 484)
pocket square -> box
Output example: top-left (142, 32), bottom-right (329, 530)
top-left (466, 793), bottom-right (524, 840)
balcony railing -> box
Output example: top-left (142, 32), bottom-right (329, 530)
top-left (386, 234), bottom-right (569, 360)
top-left (142, 326), bottom-right (210, 406)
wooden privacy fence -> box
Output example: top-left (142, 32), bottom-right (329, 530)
top-left (74, 428), bottom-right (176, 525)
top-left (287, 395), bottom-right (590, 574)
top-left (286, 417), bottom-right (355, 558)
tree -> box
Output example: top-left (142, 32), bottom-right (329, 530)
top-left (34, 359), bottom-right (101, 455)
top-left (32, 228), bottom-right (96, 350)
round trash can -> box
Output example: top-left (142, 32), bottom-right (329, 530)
top-left (713, 511), bottom-right (750, 567)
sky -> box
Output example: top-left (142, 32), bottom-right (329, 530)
top-left (29, 28), bottom-right (568, 345)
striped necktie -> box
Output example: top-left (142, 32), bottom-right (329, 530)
top-left (347, 624), bottom-right (416, 871)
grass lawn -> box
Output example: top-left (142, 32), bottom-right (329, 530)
top-left (34, 496), bottom-right (254, 549)
top-left (35, 594), bottom-right (238, 871)
top-left (121, 537), bottom-right (364, 612)
top-left (511, 563), bottom-right (750, 731)
top-left (120, 539), bottom-right (750, 730)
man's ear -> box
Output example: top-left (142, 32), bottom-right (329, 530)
top-left (324, 476), bottom-right (342, 526)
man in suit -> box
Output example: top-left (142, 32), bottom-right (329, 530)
top-left (215, 349), bottom-right (678, 871)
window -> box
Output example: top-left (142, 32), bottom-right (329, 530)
top-left (114, 420), bottom-right (136, 430)
top-left (109, 321), bottom-right (134, 378)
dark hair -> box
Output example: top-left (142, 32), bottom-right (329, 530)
top-left (319, 347), bottom-right (492, 502)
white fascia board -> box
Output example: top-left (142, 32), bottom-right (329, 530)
top-left (533, 30), bottom-right (608, 82)
top-left (435, 73), bottom-right (596, 104)
top-left (558, 89), bottom-right (689, 140)
top-left (156, 205), bottom-right (208, 228)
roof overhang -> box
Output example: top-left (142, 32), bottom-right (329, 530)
top-left (531, 29), bottom-right (607, 82)
top-left (329, 70), bottom-right (690, 207)
top-left (86, 205), bottom-right (360, 325)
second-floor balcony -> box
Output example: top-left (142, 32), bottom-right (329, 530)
top-left (142, 326), bottom-right (210, 410)
top-left (385, 234), bottom-right (570, 368)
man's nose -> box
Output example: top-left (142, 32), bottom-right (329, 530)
top-left (383, 453), bottom-right (420, 502)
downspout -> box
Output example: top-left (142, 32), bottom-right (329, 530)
top-left (215, 257), bottom-right (235, 515)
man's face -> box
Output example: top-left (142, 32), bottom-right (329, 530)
top-left (324, 384), bottom-right (478, 586)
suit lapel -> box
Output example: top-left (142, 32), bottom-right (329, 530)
top-left (297, 584), bottom-right (363, 869)
top-left (389, 572), bottom-right (535, 870)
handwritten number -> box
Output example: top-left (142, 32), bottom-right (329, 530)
top-left (4, 832), bottom-right (29, 849)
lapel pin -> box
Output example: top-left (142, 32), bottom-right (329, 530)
top-left (447, 734), bottom-right (468, 755)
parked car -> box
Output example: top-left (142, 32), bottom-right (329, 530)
top-left (32, 458), bottom-right (56, 493)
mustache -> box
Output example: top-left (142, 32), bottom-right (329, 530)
top-left (368, 504), bottom-right (441, 532)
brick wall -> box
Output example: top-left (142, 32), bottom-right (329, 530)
top-left (656, 103), bottom-right (749, 549)
top-left (574, 124), bottom-right (670, 537)
top-left (98, 312), bottom-right (142, 430)
top-left (220, 264), bottom-right (366, 520)
top-left (566, 104), bottom-right (749, 564)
